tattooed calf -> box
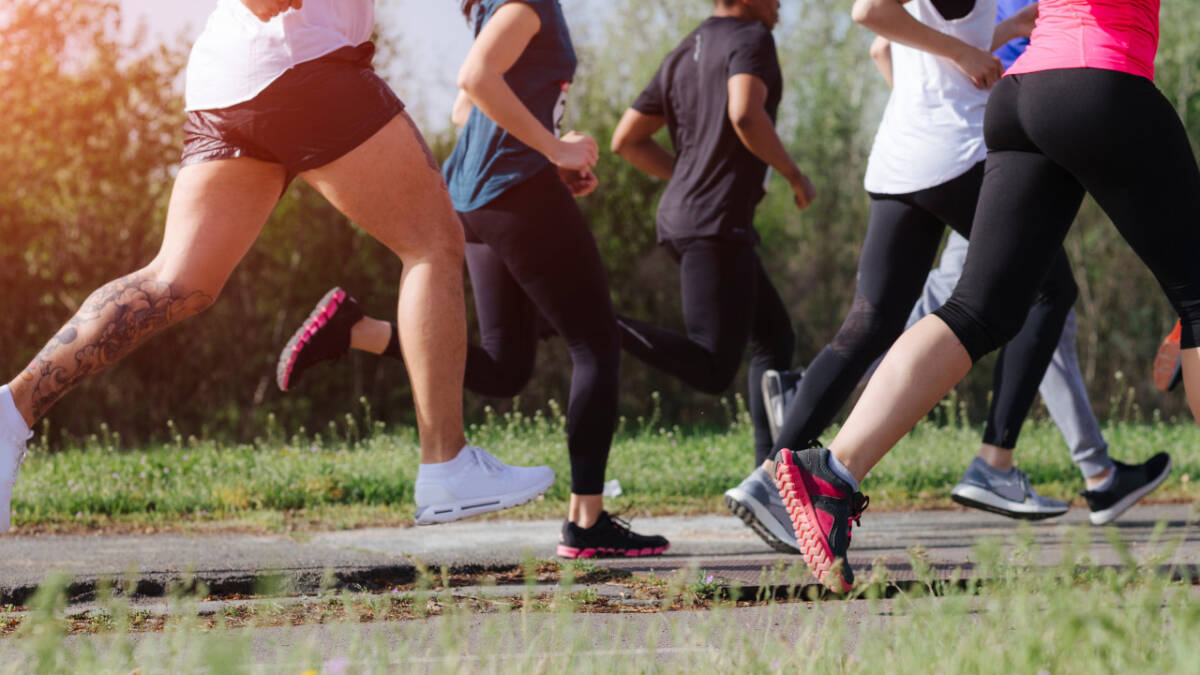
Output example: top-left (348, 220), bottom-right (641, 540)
top-left (22, 276), bottom-right (212, 421)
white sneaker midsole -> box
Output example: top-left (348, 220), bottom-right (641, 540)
top-left (414, 472), bottom-right (555, 526)
top-left (950, 484), bottom-right (1067, 515)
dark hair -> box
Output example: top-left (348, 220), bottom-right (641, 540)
top-left (461, 0), bottom-right (483, 20)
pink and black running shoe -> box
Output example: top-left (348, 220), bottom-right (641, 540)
top-left (276, 287), bottom-right (364, 392)
top-left (775, 447), bottom-right (868, 593)
top-left (556, 511), bottom-right (669, 559)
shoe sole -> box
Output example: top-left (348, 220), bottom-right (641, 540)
top-left (775, 451), bottom-right (852, 593)
top-left (277, 288), bottom-right (347, 392)
top-left (723, 489), bottom-right (799, 554)
top-left (949, 484), bottom-right (1068, 520)
top-left (1090, 457), bottom-right (1173, 526)
top-left (1153, 326), bottom-right (1181, 392)
top-left (413, 471), bottom-right (555, 525)
top-left (762, 371), bottom-right (785, 445)
top-left (556, 543), bottom-right (670, 559)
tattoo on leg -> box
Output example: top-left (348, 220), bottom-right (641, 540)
top-left (400, 110), bottom-right (443, 175)
top-left (21, 275), bottom-right (212, 421)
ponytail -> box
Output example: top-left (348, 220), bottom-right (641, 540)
top-left (461, 0), bottom-right (483, 21)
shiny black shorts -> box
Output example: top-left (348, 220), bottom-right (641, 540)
top-left (181, 42), bottom-right (405, 183)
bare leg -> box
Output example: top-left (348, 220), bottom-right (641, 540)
top-left (8, 159), bottom-right (284, 426)
top-left (301, 113), bottom-right (468, 464)
top-left (828, 315), bottom-right (972, 482)
top-left (1181, 346), bottom-right (1200, 424)
top-left (350, 317), bottom-right (392, 355)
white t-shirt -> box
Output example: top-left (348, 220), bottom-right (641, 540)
top-left (185, 0), bottom-right (375, 112)
top-left (863, 0), bottom-right (995, 194)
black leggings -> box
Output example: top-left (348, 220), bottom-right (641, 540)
top-left (616, 238), bottom-right (795, 466)
top-left (458, 166), bottom-right (620, 495)
top-left (773, 162), bottom-right (1079, 453)
top-left (936, 69), bottom-right (1200, 359)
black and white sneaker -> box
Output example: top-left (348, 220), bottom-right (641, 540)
top-left (1081, 452), bottom-right (1172, 525)
top-left (761, 368), bottom-right (804, 444)
top-left (556, 511), bottom-right (669, 559)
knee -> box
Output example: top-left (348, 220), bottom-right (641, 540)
top-left (830, 295), bottom-right (907, 358)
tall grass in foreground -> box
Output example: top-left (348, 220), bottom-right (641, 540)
top-left (12, 395), bottom-right (1200, 529)
top-left (1, 531), bottom-right (1199, 673)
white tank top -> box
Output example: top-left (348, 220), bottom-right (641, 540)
top-left (863, 0), bottom-right (995, 194)
top-left (185, 0), bottom-right (375, 112)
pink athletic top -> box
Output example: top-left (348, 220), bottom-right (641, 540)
top-left (1006, 0), bottom-right (1159, 80)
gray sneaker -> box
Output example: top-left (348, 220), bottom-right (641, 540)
top-left (761, 369), bottom-right (804, 444)
top-left (724, 466), bottom-right (799, 553)
top-left (950, 457), bottom-right (1069, 520)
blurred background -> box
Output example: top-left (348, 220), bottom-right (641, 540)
top-left (1, 0), bottom-right (1198, 447)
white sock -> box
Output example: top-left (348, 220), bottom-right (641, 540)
top-left (0, 386), bottom-right (31, 441)
top-left (826, 451), bottom-right (859, 492)
top-left (1090, 465), bottom-right (1117, 492)
top-left (417, 444), bottom-right (472, 479)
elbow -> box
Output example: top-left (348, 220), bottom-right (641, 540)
top-left (730, 111), bottom-right (755, 133)
top-left (455, 64), bottom-right (486, 97)
top-left (869, 40), bottom-right (889, 61)
top-left (610, 131), bottom-right (628, 156)
top-left (851, 0), bottom-right (883, 28)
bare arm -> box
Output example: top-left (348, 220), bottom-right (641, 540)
top-left (851, 0), bottom-right (1002, 89)
top-left (870, 36), bottom-right (894, 87)
top-left (727, 73), bottom-right (814, 209)
top-left (610, 109), bottom-right (674, 180)
top-left (241, 0), bottom-right (302, 22)
top-left (990, 2), bottom-right (1038, 51)
top-left (457, 2), bottom-right (597, 170)
top-left (451, 90), bottom-right (473, 128)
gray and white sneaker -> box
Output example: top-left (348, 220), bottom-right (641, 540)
top-left (761, 368), bottom-right (804, 444)
top-left (413, 446), bottom-right (555, 525)
top-left (724, 466), bottom-right (799, 553)
top-left (1, 427), bottom-right (31, 534)
top-left (950, 457), bottom-right (1068, 520)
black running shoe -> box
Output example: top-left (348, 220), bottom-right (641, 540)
top-left (276, 287), bottom-right (364, 392)
top-left (556, 511), bottom-right (670, 559)
top-left (1081, 452), bottom-right (1172, 525)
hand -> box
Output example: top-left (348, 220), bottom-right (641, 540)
top-left (1008, 2), bottom-right (1039, 39)
top-left (551, 131), bottom-right (599, 172)
top-left (791, 173), bottom-right (816, 210)
top-left (241, 0), bottom-right (302, 22)
top-left (559, 167), bottom-right (599, 197)
top-left (952, 43), bottom-right (1004, 89)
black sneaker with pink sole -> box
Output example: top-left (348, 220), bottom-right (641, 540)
top-left (556, 511), bottom-right (669, 559)
top-left (276, 287), bottom-right (364, 392)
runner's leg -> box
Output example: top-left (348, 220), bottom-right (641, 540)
top-left (747, 254), bottom-right (795, 466)
top-left (9, 159), bottom-right (284, 425)
top-left (300, 112), bottom-right (468, 463)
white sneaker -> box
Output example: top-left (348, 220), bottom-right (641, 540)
top-left (413, 446), bottom-right (555, 525)
top-left (0, 427), bottom-right (31, 534)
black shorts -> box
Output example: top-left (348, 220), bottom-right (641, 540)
top-left (180, 42), bottom-right (405, 183)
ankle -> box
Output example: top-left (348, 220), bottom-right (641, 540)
top-left (977, 444), bottom-right (1014, 472)
top-left (1085, 466), bottom-right (1115, 491)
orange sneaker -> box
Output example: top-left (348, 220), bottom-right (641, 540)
top-left (1153, 320), bottom-right (1183, 393)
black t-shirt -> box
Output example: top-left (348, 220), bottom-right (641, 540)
top-left (632, 16), bottom-right (782, 244)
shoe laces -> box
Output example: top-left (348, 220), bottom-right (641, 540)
top-left (604, 510), bottom-right (636, 537)
top-left (846, 493), bottom-right (869, 543)
top-left (470, 447), bottom-right (508, 476)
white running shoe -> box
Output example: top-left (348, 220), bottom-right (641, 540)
top-left (413, 446), bottom-right (555, 525)
top-left (0, 426), bottom-right (31, 534)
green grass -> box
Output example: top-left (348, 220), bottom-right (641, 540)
top-left (3, 539), bottom-right (1200, 672)
top-left (13, 397), bottom-right (1200, 531)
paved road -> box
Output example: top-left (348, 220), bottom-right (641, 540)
top-left (0, 504), bottom-right (1195, 603)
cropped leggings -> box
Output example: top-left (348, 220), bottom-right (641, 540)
top-left (935, 68), bottom-right (1200, 360)
top-left (773, 162), bottom-right (1079, 454)
top-left (459, 166), bottom-right (620, 495)
top-left (616, 238), bottom-right (796, 466)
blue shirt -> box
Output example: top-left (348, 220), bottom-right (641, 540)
top-left (443, 0), bottom-right (576, 212)
top-left (995, 0), bottom-right (1036, 69)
